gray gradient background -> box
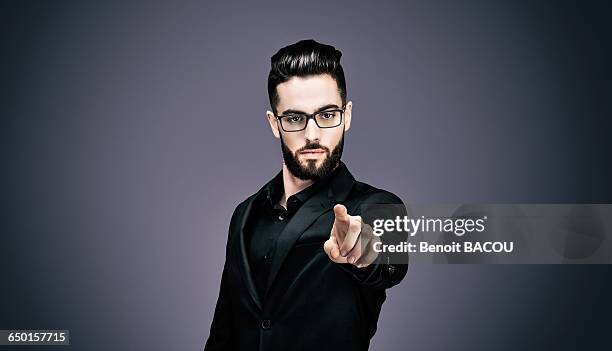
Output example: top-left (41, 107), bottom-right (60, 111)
top-left (2, 0), bottom-right (611, 350)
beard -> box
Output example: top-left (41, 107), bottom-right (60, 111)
top-left (280, 133), bottom-right (344, 181)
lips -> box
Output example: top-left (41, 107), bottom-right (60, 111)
top-left (300, 149), bottom-right (325, 154)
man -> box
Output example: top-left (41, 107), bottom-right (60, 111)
top-left (204, 39), bottom-right (408, 351)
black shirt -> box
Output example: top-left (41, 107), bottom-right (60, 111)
top-left (244, 165), bottom-right (342, 298)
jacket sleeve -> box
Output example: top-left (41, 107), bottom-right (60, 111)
top-left (337, 191), bottom-right (409, 290)
top-left (203, 205), bottom-right (241, 351)
top-left (203, 263), bottom-right (233, 351)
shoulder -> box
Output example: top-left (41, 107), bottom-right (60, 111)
top-left (231, 192), bottom-right (259, 222)
top-left (230, 170), bottom-right (281, 220)
top-left (349, 179), bottom-right (405, 206)
top-left (348, 180), bottom-right (408, 224)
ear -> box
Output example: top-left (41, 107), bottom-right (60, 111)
top-left (267, 110), bottom-right (281, 139)
top-left (343, 100), bottom-right (353, 132)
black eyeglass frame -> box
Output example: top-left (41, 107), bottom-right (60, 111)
top-left (274, 105), bottom-right (346, 132)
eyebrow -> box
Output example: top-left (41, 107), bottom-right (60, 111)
top-left (279, 104), bottom-right (341, 116)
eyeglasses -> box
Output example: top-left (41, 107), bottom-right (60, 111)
top-left (275, 106), bottom-right (345, 132)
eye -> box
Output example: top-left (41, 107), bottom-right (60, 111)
top-left (320, 111), bottom-right (338, 119)
top-left (286, 115), bottom-right (305, 123)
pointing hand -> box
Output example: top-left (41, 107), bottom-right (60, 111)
top-left (323, 204), bottom-right (380, 268)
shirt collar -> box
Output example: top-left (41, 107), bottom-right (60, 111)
top-left (262, 162), bottom-right (345, 211)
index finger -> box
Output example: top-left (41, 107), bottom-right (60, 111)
top-left (333, 204), bottom-right (350, 238)
top-left (333, 204), bottom-right (350, 223)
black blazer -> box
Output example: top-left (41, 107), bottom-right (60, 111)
top-left (204, 162), bottom-right (408, 351)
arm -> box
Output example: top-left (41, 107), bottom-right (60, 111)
top-left (203, 263), bottom-right (233, 351)
top-left (203, 206), bottom-right (241, 351)
top-left (324, 193), bottom-right (409, 289)
top-left (336, 228), bottom-right (408, 290)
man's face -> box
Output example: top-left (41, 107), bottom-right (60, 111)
top-left (267, 74), bottom-right (353, 180)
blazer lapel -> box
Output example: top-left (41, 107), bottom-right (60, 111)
top-left (236, 169), bottom-right (285, 312)
top-left (236, 192), bottom-right (264, 311)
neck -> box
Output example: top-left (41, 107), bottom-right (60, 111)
top-left (279, 163), bottom-right (314, 209)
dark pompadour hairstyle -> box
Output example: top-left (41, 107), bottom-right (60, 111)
top-left (267, 39), bottom-right (346, 114)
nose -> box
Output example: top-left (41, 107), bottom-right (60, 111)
top-left (304, 118), bottom-right (320, 141)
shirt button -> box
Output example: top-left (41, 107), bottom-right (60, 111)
top-left (278, 215), bottom-right (284, 221)
top-left (261, 319), bottom-right (271, 330)
top-left (263, 254), bottom-right (270, 260)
